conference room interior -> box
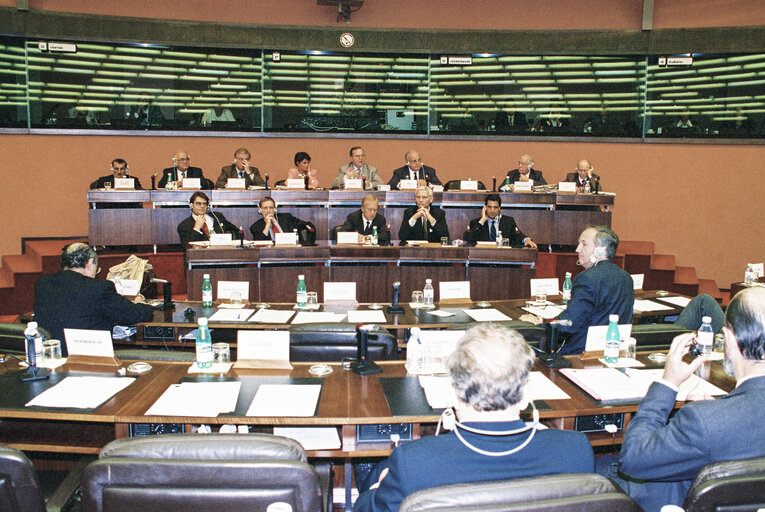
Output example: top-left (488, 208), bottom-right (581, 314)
top-left (0, 1), bottom-right (764, 511)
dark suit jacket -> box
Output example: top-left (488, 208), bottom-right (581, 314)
top-left (177, 212), bottom-right (239, 247)
top-left (618, 376), bottom-right (765, 511)
top-left (89, 174), bottom-right (143, 190)
top-left (33, 270), bottom-right (153, 355)
top-left (388, 165), bottom-right (442, 189)
top-left (505, 168), bottom-right (547, 185)
top-left (158, 166), bottom-right (212, 189)
top-left (555, 260), bottom-right (634, 355)
top-left (215, 164), bottom-right (265, 189)
top-left (565, 172), bottom-right (601, 191)
top-left (467, 214), bottom-right (527, 246)
top-left (339, 210), bottom-right (390, 246)
top-left (249, 212), bottom-right (302, 241)
top-left (398, 205), bottom-right (448, 244)
top-left (494, 111), bottom-right (528, 132)
top-left (129, 105), bottom-right (164, 127)
top-left (355, 420), bottom-right (594, 512)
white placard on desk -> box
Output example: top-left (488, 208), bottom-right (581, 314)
top-left (238, 330), bottom-right (290, 361)
top-left (324, 282), bottom-right (356, 302)
top-left (217, 280), bottom-right (249, 300)
top-left (274, 232), bottom-right (298, 245)
top-left (113, 178), bottom-right (135, 189)
top-left (64, 328), bottom-right (115, 358)
top-left (530, 278), bottom-right (559, 297)
top-left (558, 182), bottom-right (576, 193)
top-left (439, 281), bottom-right (471, 300)
top-left (514, 181), bottom-right (533, 191)
top-left (226, 178), bottom-right (245, 189)
top-left (286, 178), bottom-right (305, 189)
top-left (337, 231), bottom-right (361, 245)
top-left (377, 184), bottom-right (391, 191)
top-left (344, 177), bottom-right (363, 189)
top-left (431, 185), bottom-right (444, 192)
top-left (585, 324), bottom-right (633, 352)
top-left (631, 274), bottom-right (644, 290)
top-left (398, 179), bottom-right (418, 190)
top-left (459, 180), bottom-right (478, 191)
top-left (112, 278), bottom-right (139, 296)
top-left (209, 233), bottom-right (233, 245)
top-left (749, 263), bottom-right (764, 277)
top-left (182, 177), bottom-right (201, 189)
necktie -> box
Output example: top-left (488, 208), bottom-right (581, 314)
top-left (179, 171), bottom-right (185, 180)
top-left (239, 170), bottom-right (244, 179)
top-left (364, 221), bottom-right (371, 235)
top-left (422, 216), bottom-right (428, 240)
top-left (202, 221), bottom-right (210, 238)
top-left (489, 220), bottom-right (496, 241)
top-left (270, 218), bottom-right (281, 240)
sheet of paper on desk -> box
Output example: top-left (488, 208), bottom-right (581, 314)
top-left (633, 299), bottom-right (675, 313)
top-left (521, 304), bottom-right (566, 319)
top-left (249, 308), bottom-right (295, 324)
top-left (559, 368), bottom-right (646, 402)
top-left (527, 372), bottom-right (570, 400)
top-left (25, 376), bottom-right (135, 409)
top-left (292, 312), bottom-right (346, 324)
top-left (598, 358), bottom-right (646, 368)
top-left (273, 427), bottom-right (341, 450)
top-left (246, 384), bottom-right (321, 417)
top-left (187, 362), bottom-right (233, 374)
top-left (418, 375), bottom-right (453, 409)
top-left (657, 296), bottom-right (692, 308)
top-left (624, 369), bottom-right (727, 401)
top-left (145, 381), bottom-right (241, 417)
top-left (346, 310), bottom-right (386, 323)
top-left (208, 309), bottom-right (255, 322)
top-left (427, 309), bottom-right (455, 317)
top-left (463, 308), bottom-right (512, 322)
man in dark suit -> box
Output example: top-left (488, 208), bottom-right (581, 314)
top-left (177, 191), bottom-right (239, 247)
top-left (33, 243), bottom-right (153, 356)
top-left (494, 103), bottom-right (528, 133)
top-left (249, 196), bottom-right (303, 241)
top-left (355, 324), bottom-right (595, 512)
top-left (89, 158), bottom-right (143, 190)
top-left (523, 226), bottom-right (633, 354)
top-left (398, 186), bottom-right (449, 244)
top-left (502, 154), bottom-right (547, 190)
top-left (215, 147), bottom-right (265, 189)
top-left (565, 159), bottom-right (601, 192)
top-left (128, 92), bottom-right (164, 127)
top-left (338, 194), bottom-right (390, 245)
top-left (601, 287), bottom-right (765, 512)
top-left (388, 150), bottom-right (442, 190)
top-left (157, 149), bottom-right (212, 189)
top-left (466, 194), bottom-right (537, 248)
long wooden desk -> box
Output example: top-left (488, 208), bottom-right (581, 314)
top-left (87, 190), bottom-right (614, 248)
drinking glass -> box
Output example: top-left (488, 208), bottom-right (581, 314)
top-left (42, 339), bottom-right (62, 361)
top-left (411, 291), bottom-right (424, 306)
top-left (307, 292), bottom-right (318, 306)
top-left (212, 343), bottom-right (231, 364)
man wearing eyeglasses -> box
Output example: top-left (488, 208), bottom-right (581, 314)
top-left (388, 150), bottom-right (442, 190)
top-left (215, 147), bottom-right (265, 189)
top-left (178, 192), bottom-right (239, 247)
top-left (33, 243), bottom-right (153, 356)
top-left (502, 154), bottom-right (547, 191)
top-left (158, 150), bottom-right (212, 189)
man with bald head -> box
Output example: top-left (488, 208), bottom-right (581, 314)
top-left (566, 159), bottom-right (601, 192)
top-left (388, 150), bottom-right (442, 190)
top-left (502, 154), bottom-right (547, 191)
top-left (158, 149), bottom-right (211, 189)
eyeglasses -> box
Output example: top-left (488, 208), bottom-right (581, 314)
top-left (193, 201), bottom-right (209, 206)
top-left (176, 157), bottom-right (190, 162)
top-left (96, 267), bottom-right (102, 275)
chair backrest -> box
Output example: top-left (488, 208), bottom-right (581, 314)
top-left (113, 348), bottom-right (197, 362)
top-left (289, 323), bottom-right (397, 361)
top-left (683, 456), bottom-right (765, 512)
top-left (631, 323), bottom-right (692, 350)
top-left (0, 445), bottom-right (46, 512)
top-left (446, 321), bottom-right (545, 352)
top-left (399, 473), bottom-right (641, 512)
top-left (298, 220), bottom-right (317, 246)
top-left (0, 323), bottom-right (52, 355)
top-left (82, 433), bottom-right (323, 512)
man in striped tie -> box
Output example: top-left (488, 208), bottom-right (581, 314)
top-left (249, 196), bottom-right (303, 242)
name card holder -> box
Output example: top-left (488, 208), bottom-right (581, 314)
top-left (64, 328), bottom-right (120, 368)
top-left (337, 231), bottom-right (361, 245)
top-left (514, 181), bottom-right (533, 192)
top-left (530, 278), bottom-right (560, 297)
top-left (344, 177), bottom-right (363, 190)
top-left (226, 178), bottom-right (246, 189)
top-left (398, 179), bottom-right (418, 190)
top-left (234, 331), bottom-right (292, 370)
top-left (286, 178), bottom-right (305, 189)
top-left (557, 182), bottom-right (576, 194)
top-left (113, 178), bottom-right (135, 189)
top-left (182, 178), bottom-right (201, 190)
top-left (274, 232), bottom-right (298, 246)
top-left (377, 184), bottom-right (391, 191)
top-left (439, 280), bottom-right (472, 305)
top-left (431, 185), bottom-right (444, 192)
top-left (323, 282), bottom-right (358, 309)
top-left (209, 233), bottom-right (233, 245)
top-left (459, 180), bottom-right (478, 191)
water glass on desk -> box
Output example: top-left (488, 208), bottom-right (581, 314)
top-left (42, 339), bottom-right (62, 361)
top-left (411, 291), bottom-right (424, 307)
top-left (307, 292), bottom-right (318, 306)
top-left (212, 343), bottom-right (230, 364)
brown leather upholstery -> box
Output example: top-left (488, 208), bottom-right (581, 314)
top-left (683, 456), bottom-right (765, 512)
top-left (81, 434), bottom-right (325, 512)
top-left (0, 323), bottom-right (52, 355)
top-left (398, 473), bottom-right (641, 512)
top-left (289, 323), bottom-right (397, 361)
top-left (0, 445), bottom-right (46, 512)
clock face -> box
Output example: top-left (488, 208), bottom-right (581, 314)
top-left (340, 32), bottom-right (355, 48)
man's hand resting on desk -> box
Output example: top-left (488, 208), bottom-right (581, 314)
top-left (662, 332), bottom-right (707, 388)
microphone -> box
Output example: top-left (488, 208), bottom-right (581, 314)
top-left (492, 176), bottom-right (496, 192)
top-left (547, 319), bottom-right (572, 327)
top-left (264, 174), bottom-right (270, 190)
top-left (351, 324), bottom-right (382, 375)
top-left (151, 278), bottom-right (174, 310)
top-left (388, 281), bottom-right (404, 314)
top-left (208, 204), bottom-right (223, 234)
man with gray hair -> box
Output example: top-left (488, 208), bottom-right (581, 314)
top-left (355, 324), bottom-right (594, 512)
top-left (398, 186), bottom-right (449, 244)
top-left (33, 243), bottom-right (153, 355)
top-left (600, 287), bottom-right (765, 511)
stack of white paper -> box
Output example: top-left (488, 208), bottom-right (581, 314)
top-left (521, 304), bottom-right (566, 319)
top-left (208, 309), bottom-right (255, 322)
top-left (657, 296), bottom-right (692, 308)
top-left (248, 309), bottom-right (296, 324)
top-left (462, 308), bottom-right (512, 322)
top-left (246, 384), bottom-right (321, 416)
top-left (633, 299), bottom-right (675, 313)
top-left (26, 376), bottom-right (135, 409)
top-left (346, 310), bottom-right (386, 323)
top-left (145, 381), bottom-right (241, 416)
top-left (291, 312), bottom-right (346, 324)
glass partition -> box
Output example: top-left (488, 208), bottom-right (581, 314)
top-left (0, 36), bottom-right (28, 128)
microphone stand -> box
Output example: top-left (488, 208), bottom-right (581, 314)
top-left (351, 324), bottom-right (382, 375)
top-left (538, 322), bottom-right (573, 368)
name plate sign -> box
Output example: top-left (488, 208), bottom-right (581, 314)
top-left (113, 178), bottom-right (135, 189)
top-left (226, 178), bottom-right (245, 189)
top-left (399, 179), bottom-right (418, 190)
top-left (439, 281), bottom-right (471, 300)
top-left (286, 179), bottom-right (305, 189)
top-left (274, 232), bottom-right (298, 245)
top-left (337, 231), bottom-right (360, 244)
top-left (459, 180), bottom-right (478, 191)
top-left (530, 278), bottom-right (559, 297)
top-left (344, 178), bottom-right (363, 189)
top-left (324, 282), bottom-right (357, 302)
top-left (209, 233), bottom-right (233, 245)
top-left (64, 329), bottom-right (115, 358)
top-left (217, 280), bottom-right (249, 300)
top-left (558, 182), bottom-right (576, 193)
top-left (514, 181), bottom-right (533, 192)
top-left (182, 178), bottom-right (201, 189)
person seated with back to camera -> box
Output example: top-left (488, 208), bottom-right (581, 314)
top-left (354, 324), bottom-right (594, 512)
top-left (286, 151), bottom-right (319, 189)
top-left (249, 196), bottom-right (305, 242)
top-left (177, 191), bottom-right (239, 247)
top-left (338, 194), bottom-right (390, 245)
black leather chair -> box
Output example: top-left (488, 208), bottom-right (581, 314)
top-left (443, 179), bottom-right (487, 191)
top-left (113, 349), bottom-right (196, 362)
top-left (0, 323), bottom-right (52, 355)
top-left (289, 323), bottom-right (397, 361)
top-left (446, 321), bottom-right (545, 352)
top-left (81, 433), bottom-right (328, 512)
top-left (398, 473), bottom-right (641, 512)
top-left (682, 456), bottom-right (765, 512)
top-left (631, 323), bottom-right (692, 351)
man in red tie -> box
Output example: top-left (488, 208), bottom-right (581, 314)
top-left (177, 191), bottom-right (238, 247)
top-left (249, 196), bottom-right (303, 241)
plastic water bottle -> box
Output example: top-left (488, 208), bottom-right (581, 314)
top-left (604, 314), bottom-right (620, 364)
top-left (23, 321), bottom-right (44, 366)
top-left (195, 317), bottom-right (212, 368)
top-left (504, 176), bottom-right (511, 190)
top-left (584, 180), bottom-right (591, 194)
top-left (296, 274), bottom-right (307, 307)
top-left (744, 265), bottom-right (756, 286)
top-left (697, 316), bottom-right (714, 356)
top-left (405, 327), bottom-right (423, 374)
top-left (202, 274), bottom-right (213, 307)
top-left (423, 279), bottom-right (434, 307)
top-left (562, 272), bottom-right (572, 304)
top-left (496, 230), bottom-right (503, 248)
top-left (371, 226), bottom-right (378, 246)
